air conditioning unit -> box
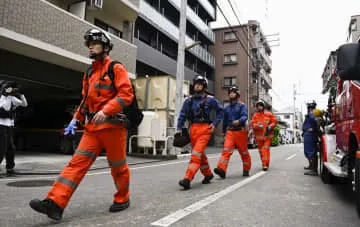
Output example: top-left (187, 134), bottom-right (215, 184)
top-left (88, 0), bottom-right (103, 10)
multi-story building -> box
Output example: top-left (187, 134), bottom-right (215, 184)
top-left (134, 0), bottom-right (216, 93)
top-left (0, 0), bottom-right (139, 150)
top-left (347, 15), bottom-right (360, 43)
top-left (274, 108), bottom-right (303, 143)
top-left (212, 20), bottom-right (272, 116)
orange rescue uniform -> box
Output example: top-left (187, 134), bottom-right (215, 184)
top-left (251, 110), bottom-right (277, 168)
top-left (46, 56), bottom-right (134, 209)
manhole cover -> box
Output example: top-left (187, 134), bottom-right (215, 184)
top-left (7, 180), bottom-right (54, 187)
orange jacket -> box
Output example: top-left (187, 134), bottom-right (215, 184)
top-left (74, 56), bottom-right (134, 131)
top-left (251, 110), bottom-right (277, 138)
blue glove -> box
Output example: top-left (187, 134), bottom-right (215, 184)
top-left (64, 119), bottom-right (77, 136)
top-left (259, 124), bottom-right (264, 129)
top-left (267, 126), bottom-right (271, 131)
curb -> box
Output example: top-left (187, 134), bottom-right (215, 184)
top-left (12, 159), bottom-right (166, 176)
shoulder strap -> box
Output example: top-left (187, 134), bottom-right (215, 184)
top-left (107, 61), bottom-right (122, 82)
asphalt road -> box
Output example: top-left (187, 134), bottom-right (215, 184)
top-left (0, 144), bottom-right (359, 227)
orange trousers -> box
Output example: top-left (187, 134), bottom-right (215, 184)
top-left (184, 124), bottom-right (213, 181)
top-left (217, 130), bottom-right (251, 172)
top-left (256, 138), bottom-right (271, 167)
top-left (46, 127), bottom-right (129, 209)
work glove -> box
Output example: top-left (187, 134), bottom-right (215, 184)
top-left (64, 119), bottom-right (77, 136)
top-left (265, 126), bottom-right (271, 136)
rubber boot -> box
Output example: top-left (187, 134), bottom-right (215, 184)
top-left (109, 200), bottom-right (130, 212)
top-left (202, 174), bottom-right (214, 184)
top-left (214, 168), bottom-right (226, 179)
top-left (179, 178), bottom-right (190, 190)
top-left (29, 198), bottom-right (63, 221)
top-left (243, 170), bottom-right (250, 177)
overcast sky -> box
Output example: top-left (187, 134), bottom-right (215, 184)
top-left (211, 0), bottom-right (360, 114)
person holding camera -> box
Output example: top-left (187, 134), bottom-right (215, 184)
top-left (176, 75), bottom-right (223, 190)
top-left (0, 81), bottom-right (28, 175)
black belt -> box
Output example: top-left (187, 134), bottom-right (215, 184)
top-left (228, 126), bottom-right (245, 131)
top-left (191, 119), bottom-right (211, 124)
top-left (86, 112), bottom-right (126, 122)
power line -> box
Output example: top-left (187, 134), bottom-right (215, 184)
top-left (226, 0), bottom-right (253, 46)
top-left (215, 1), bottom-right (253, 61)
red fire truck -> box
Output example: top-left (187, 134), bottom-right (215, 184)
top-left (320, 43), bottom-right (360, 216)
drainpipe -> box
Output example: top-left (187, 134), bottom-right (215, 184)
top-left (144, 75), bottom-right (150, 111)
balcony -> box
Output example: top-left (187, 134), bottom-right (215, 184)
top-left (197, 0), bottom-right (216, 19)
top-left (259, 47), bottom-right (272, 70)
top-left (0, 0), bottom-right (137, 76)
top-left (168, 0), bottom-right (215, 42)
top-left (139, 0), bottom-right (215, 67)
top-left (259, 91), bottom-right (272, 106)
top-left (261, 70), bottom-right (272, 89)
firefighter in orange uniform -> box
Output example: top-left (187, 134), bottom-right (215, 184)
top-left (214, 86), bottom-right (251, 178)
top-left (29, 29), bottom-right (134, 220)
top-left (177, 75), bottom-right (224, 190)
top-left (251, 100), bottom-right (277, 171)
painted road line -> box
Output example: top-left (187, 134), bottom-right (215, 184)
top-left (0, 154), bottom-right (220, 182)
top-left (286, 154), bottom-right (297, 161)
top-left (150, 171), bottom-right (267, 227)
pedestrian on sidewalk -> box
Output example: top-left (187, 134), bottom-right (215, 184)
top-left (214, 86), bottom-right (251, 179)
top-left (177, 75), bottom-right (223, 190)
top-left (251, 100), bottom-right (277, 171)
top-left (29, 28), bottom-right (134, 221)
top-left (303, 100), bottom-right (320, 176)
top-left (0, 81), bottom-right (28, 175)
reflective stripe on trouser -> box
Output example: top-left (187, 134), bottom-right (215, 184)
top-left (217, 130), bottom-right (251, 172)
top-left (256, 139), bottom-right (271, 167)
top-left (185, 124), bottom-right (212, 181)
top-left (46, 128), bottom-right (129, 209)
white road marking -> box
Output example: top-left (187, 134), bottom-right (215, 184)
top-left (0, 154), bottom-right (220, 182)
top-left (150, 171), bottom-right (267, 227)
top-left (286, 154), bottom-right (297, 161)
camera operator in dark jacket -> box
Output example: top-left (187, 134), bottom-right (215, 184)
top-left (0, 81), bottom-right (27, 175)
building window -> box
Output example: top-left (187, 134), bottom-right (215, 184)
top-left (224, 31), bottom-right (236, 41)
top-left (223, 77), bottom-right (236, 87)
top-left (224, 54), bottom-right (237, 64)
top-left (223, 100), bottom-right (230, 108)
top-left (95, 19), bottom-right (123, 38)
top-left (284, 115), bottom-right (290, 119)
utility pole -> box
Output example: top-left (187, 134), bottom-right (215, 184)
top-left (174, 0), bottom-right (187, 130)
top-left (293, 84), bottom-right (296, 140)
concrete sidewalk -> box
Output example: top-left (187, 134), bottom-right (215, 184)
top-left (0, 152), bottom-right (163, 176)
top-left (0, 147), bottom-right (223, 176)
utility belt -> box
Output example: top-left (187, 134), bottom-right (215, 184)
top-left (305, 128), bottom-right (314, 132)
top-left (86, 112), bottom-right (126, 124)
top-left (228, 126), bottom-right (245, 131)
top-left (191, 119), bottom-right (212, 124)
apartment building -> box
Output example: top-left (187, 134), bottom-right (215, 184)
top-left (274, 108), bottom-right (303, 143)
top-left (212, 20), bottom-right (272, 115)
top-left (134, 0), bottom-right (216, 93)
top-left (0, 0), bottom-right (138, 100)
top-left (0, 0), bottom-right (139, 150)
top-left (348, 15), bottom-right (360, 43)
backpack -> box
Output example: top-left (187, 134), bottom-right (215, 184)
top-left (83, 61), bottom-right (143, 130)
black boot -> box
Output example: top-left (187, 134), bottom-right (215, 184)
top-left (202, 174), bottom-right (214, 184)
top-left (109, 200), bottom-right (130, 212)
top-left (262, 166), bottom-right (268, 171)
top-left (304, 156), bottom-right (318, 176)
top-left (29, 198), bottom-right (63, 221)
top-left (304, 158), bottom-right (311, 170)
top-left (214, 168), bottom-right (226, 179)
top-left (243, 170), bottom-right (250, 177)
top-left (6, 168), bottom-right (15, 176)
top-left (179, 179), bottom-right (190, 190)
